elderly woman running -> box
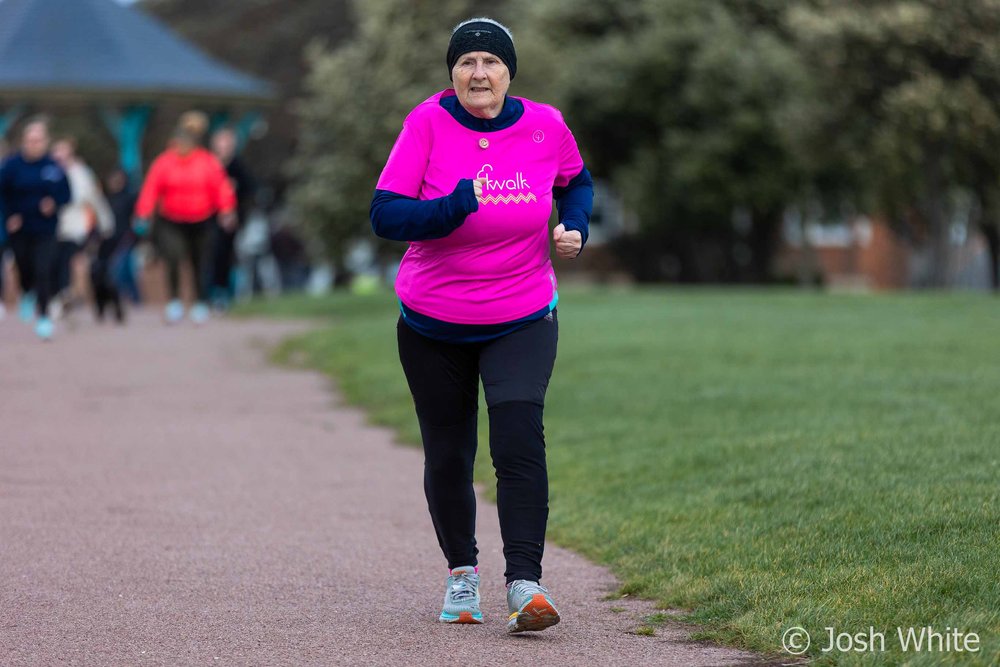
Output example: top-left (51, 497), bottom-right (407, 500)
top-left (371, 17), bottom-right (593, 632)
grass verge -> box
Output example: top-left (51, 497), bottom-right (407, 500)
top-left (237, 287), bottom-right (1000, 665)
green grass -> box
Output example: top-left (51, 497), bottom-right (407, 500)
top-left (237, 287), bottom-right (1000, 665)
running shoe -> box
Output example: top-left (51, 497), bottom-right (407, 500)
top-left (190, 302), bottom-right (210, 325)
top-left (439, 565), bottom-right (483, 624)
top-left (35, 316), bottom-right (54, 341)
top-left (49, 296), bottom-right (64, 321)
top-left (18, 293), bottom-right (36, 322)
top-left (164, 299), bottom-right (184, 325)
top-left (506, 580), bottom-right (560, 633)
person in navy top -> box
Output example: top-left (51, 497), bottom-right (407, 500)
top-left (0, 116), bottom-right (72, 339)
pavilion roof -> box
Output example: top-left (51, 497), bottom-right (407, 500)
top-left (0, 0), bottom-right (273, 104)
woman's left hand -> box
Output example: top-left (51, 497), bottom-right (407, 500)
top-left (219, 212), bottom-right (237, 232)
top-left (39, 197), bottom-right (56, 217)
top-left (553, 224), bottom-right (582, 258)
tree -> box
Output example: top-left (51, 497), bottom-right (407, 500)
top-left (789, 0), bottom-right (1000, 289)
top-left (510, 0), bottom-right (807, 282)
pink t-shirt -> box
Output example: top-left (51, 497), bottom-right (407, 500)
top-left (376, 90), bottom-right (584, 325)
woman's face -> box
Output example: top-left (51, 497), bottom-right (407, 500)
top-left (211, 130), bottom-right (236, 163)
top-left (174, 136), bottom-right (195, 156)
top-left (452, 51), bottom-right (510, 119)
top-left (21, 123), bottom-right (50, 161)
top-left (52, 140), bottom-right (74, 166)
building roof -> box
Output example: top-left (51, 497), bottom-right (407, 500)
top-left (0, 0), bottom-right (273, 103)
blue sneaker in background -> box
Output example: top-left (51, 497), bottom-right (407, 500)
top-left (35, 316), bottom-right (54, 341)
top-left (190, 302), bottom-right (210, 325)
top-left (164, 299), bottom-right (184, 325)
top-left (19, 292), bottom-right (36, 322)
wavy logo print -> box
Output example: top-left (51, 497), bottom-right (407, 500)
top-left (479, 193), bottom-right (538, 205)
top-left (476, 164), bottom-right (535, 206)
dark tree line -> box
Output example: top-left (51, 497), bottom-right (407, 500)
top-left (153, 0), bottom-right (1000, 288)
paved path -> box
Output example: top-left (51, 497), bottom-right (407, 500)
top-left (0, 311), bottom-right (765, 666)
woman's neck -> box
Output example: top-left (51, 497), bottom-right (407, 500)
top-left (439, 93), bottom-right (524, 132)
top-left (460, 98), bottom-right (504, 120)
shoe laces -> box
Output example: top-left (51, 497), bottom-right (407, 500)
top-left (509, 579), bottom-right (548, 600)
top-left (448, 572), bottom-right (479, 603)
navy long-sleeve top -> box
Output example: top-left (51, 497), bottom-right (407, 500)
top-left (371, 95), bottom-right (593, 246)
top-left (370, 93), bottom-right (594, 342)
top-left (0, 153), bottom-right (72, 236)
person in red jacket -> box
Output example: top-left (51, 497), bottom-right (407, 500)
top-left (135, 113), bottom-right (236, 325)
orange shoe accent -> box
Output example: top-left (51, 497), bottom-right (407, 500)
top-left (510, 594), bottom-right (561, 632)
top-left (456, 611), bottom-right (482, 624)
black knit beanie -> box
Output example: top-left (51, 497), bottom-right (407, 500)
top-left (447, 19), bottom-right (516, 80)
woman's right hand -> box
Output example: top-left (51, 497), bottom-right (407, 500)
top-left (474, 178), bottom-right (486, 200)
top-left (6, 214), bottom-right (22, 233)
top-left (133, 217), bottom-right (151, 237)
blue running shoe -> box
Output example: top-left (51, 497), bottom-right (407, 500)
top-left (164, 299), bottom-right (184, 325)
top-left (19, 293), bottom-right (36, 322)
top-left (35, 316), bottom-right (54, 341)
top-left (439, 565), bottom-right (483, 624)
top-left (190, 302), bottom-right (210, 325)
top-left (506, 580), bottom-right (560, 633)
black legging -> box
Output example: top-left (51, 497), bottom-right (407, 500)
top-left (0, 240), bottom-right (6, 298)
top-left (210, 222), bottom-right (237, 298)
top-left (396, 311), bottom-right (558, 584)
top-left (53, 239), bottom-right (81, 296)
top-left (154, 217), bottom-right (213, 302)
top-left (9, 232), bottom-right (57, 317)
